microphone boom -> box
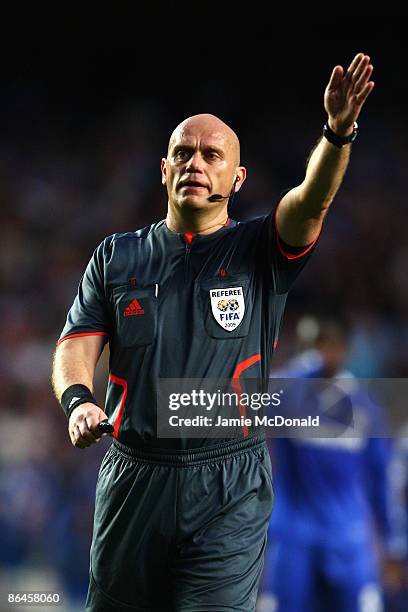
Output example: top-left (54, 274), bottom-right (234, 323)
top-left (208, 194), bottom-right (228, 202)
top-left (207, 178), bottom-right (238, 202)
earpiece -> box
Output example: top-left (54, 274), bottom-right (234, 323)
top-left (208, 177), bottom-right (239, 203)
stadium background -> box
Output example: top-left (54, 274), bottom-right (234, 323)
top-left (0, 11), bottom-right (407, 611)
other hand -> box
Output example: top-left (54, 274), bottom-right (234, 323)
top-left (68, 402), bottom-right (111, 449)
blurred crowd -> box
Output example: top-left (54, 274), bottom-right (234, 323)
top-left (0, 102), bottom-right (407, 610)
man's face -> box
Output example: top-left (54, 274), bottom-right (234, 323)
top-left (161, 121), bottom-right (245, 210)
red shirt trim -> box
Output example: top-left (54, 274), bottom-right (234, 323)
top-left (231, 353), bottom-right (261, 437)
top-left (56, 331), bottom-right (109, 346)
top-left (274, 202), bottom-right (322, 260)
top-left (184, 232), bottom-right (194, 245)
top-left (109, 373), bottom-right (128, 439)
top-left (164, 217), bottom-right (231, 245)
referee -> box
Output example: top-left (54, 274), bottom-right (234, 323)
top-left (52, 53), bottom-right (374, 612)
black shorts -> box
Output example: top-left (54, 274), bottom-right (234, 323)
top-left (86, 436), bottom-right (274, 612)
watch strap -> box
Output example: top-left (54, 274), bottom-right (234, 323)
top-left (323, 121), bottom-right (358, 148)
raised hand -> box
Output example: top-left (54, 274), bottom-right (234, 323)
top-left (324, 53), bottom-right (375, 136)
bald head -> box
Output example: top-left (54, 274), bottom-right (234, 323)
top-left (162, 113), bottom-right (246, 217)
top-left (168, 114), bottom-right (241, 166)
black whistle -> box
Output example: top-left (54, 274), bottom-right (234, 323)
top-left (97, 419), bottom-right (114, 435)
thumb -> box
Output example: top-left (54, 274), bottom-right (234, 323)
top-left (97, 407), bottom-right (109, 421)
top-left (86, 408), bottom-right (113, 437)
top-left (327, 65), bottom-right (344, 90)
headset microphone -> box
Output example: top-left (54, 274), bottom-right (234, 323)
top-left (208, 177), bottom-right (238, 203)
top-left (208, 193), bottom-right (227, 202)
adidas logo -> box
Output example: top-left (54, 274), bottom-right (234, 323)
top-left (124, 298), bottom-right (145, 316)
top-left (68, 397), bottom-right (81, 409)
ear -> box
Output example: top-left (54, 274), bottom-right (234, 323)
top-left (233, 166), bottom-right (247, 192)
top-left (161, 158), bottom-right (167, 186)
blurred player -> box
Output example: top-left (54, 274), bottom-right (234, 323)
top-left (258, 318), bottom-right (394, 612)
top-left (52, 54), bottom-right (374, 611)
top-left (382, 427), bottom-right (408, 610)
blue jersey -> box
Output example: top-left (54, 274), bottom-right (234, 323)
top-left (387, 427), bottom-right (408, 560)
top-left (269, 350), bottom-right (392, 548)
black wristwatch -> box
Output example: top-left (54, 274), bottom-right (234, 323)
top-left (323, 121), bottom-right (358, 148)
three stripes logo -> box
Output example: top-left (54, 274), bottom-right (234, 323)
top-left (124, 298), bottom-right (145, 316)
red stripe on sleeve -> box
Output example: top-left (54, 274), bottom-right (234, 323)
top-left (274, 202), bottom-right (322, 260)
top-left (56, 332), bottom-right (109, 346)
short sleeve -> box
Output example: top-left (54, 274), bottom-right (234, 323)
top-left (57, 239), bottom-right (111, 345)
top-left (262, 193), bottom-right (322, 293)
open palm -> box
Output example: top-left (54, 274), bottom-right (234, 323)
top-left (324, 53), bottom-right (374, 136)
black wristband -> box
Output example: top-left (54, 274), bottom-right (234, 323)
top-left (60, 384), bottom-right (97, 419)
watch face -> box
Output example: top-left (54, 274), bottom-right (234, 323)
top-left (350, 122), bottom-right (358, 142)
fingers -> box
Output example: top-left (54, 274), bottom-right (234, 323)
top-left (69, 403), bottom-right (110, 449)
top-left (354, 64), bottom-right (374, 96)
top-left (346, 52), bottom-right (365, 78)
top-left (70, 424), bottom-right (94, 449)
top-left (327, 65), bottom-right (344, 90)
top-left (82, 416), bottom-right (100, 443)
top-left (344, 52), bottom-right (375, 108)
top-left (355, 80), bottom-right (375, 106)
top-left (346, 53), bottom-right (374, 87)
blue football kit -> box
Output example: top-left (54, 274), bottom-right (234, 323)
top-left (260, 350), bottom-right (392, 612)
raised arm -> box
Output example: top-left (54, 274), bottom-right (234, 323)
top-left (276, 52), bottom-right (375, 246)
top-left (52, 335), bottom-right (109, 448)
